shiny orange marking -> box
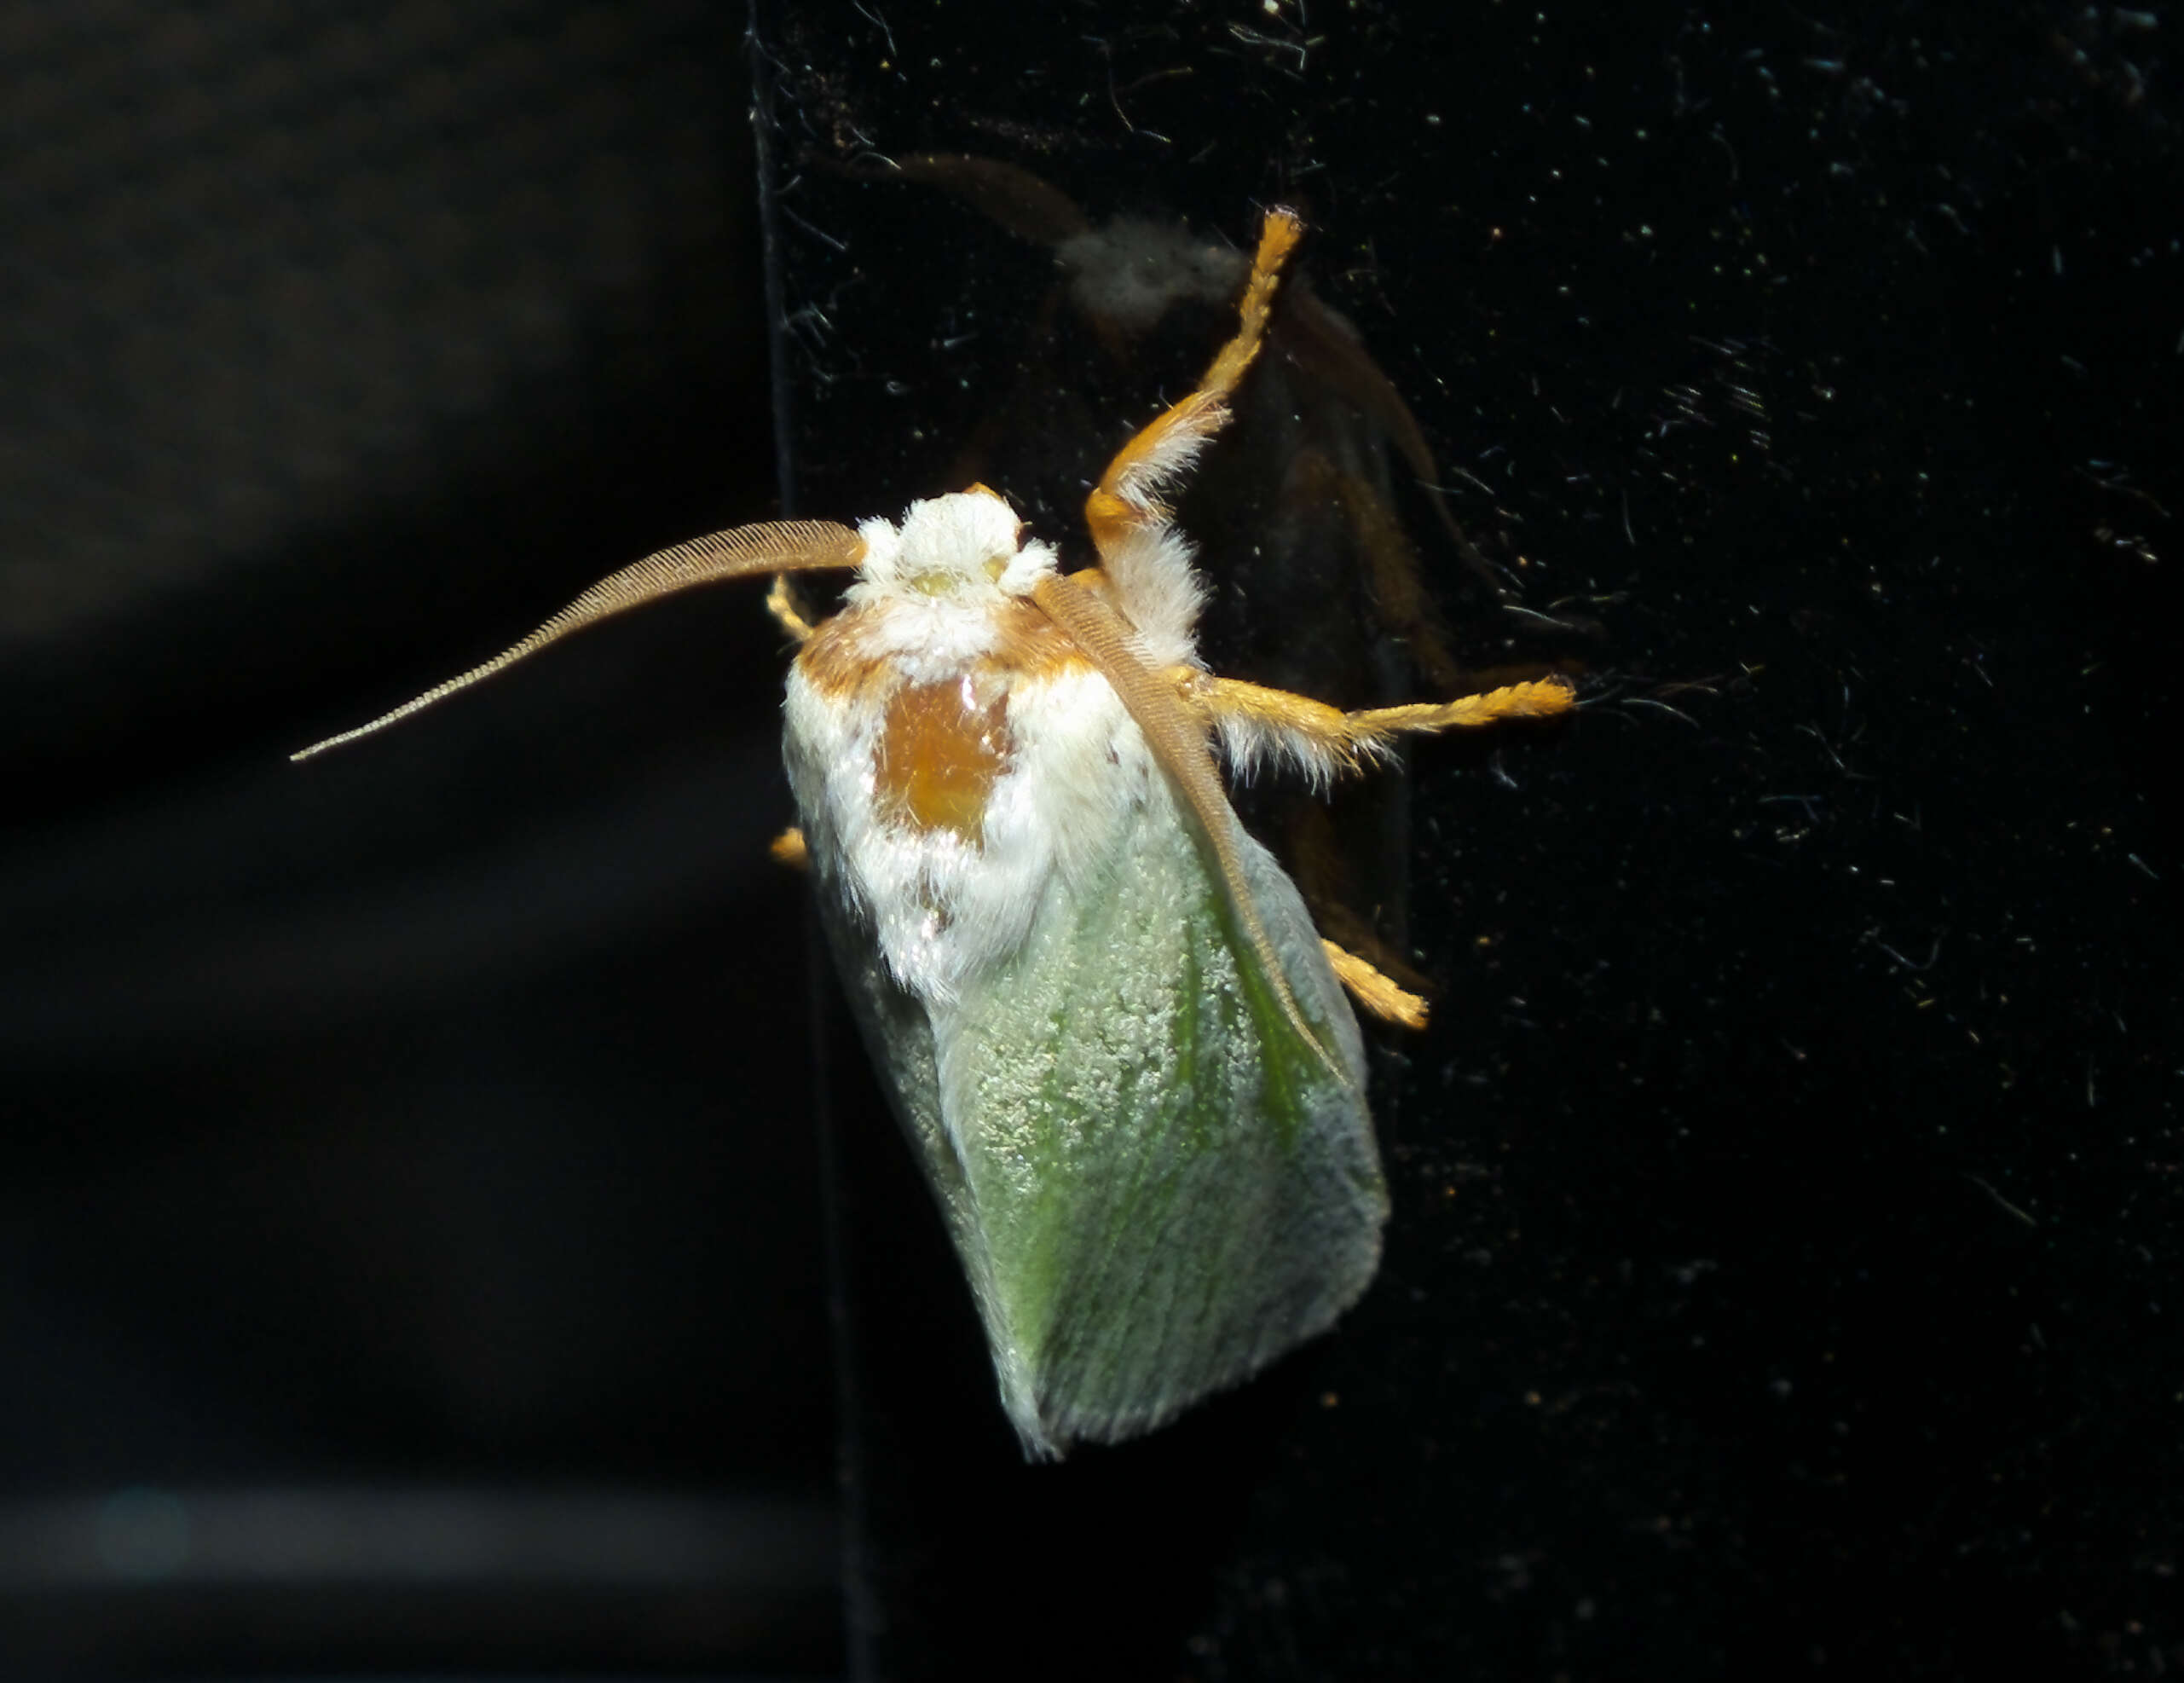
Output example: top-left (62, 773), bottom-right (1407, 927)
top-left (876, 677), bottom-right (1011, 843)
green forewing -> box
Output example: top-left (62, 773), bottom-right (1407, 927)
top-left (826, 800), bottom-right (1388, 1457)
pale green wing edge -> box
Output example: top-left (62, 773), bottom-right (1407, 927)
top-left (818, 804), bottom-right (1389, 1458)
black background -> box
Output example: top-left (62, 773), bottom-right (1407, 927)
top-left (3, 1), bottom-right (2179, 1678)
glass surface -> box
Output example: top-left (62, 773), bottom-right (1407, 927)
top-left (754, 1), bottom-right (2181, 1677)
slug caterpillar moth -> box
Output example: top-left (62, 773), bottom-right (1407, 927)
top-left (297, 210), bottom-right (1574, 1457)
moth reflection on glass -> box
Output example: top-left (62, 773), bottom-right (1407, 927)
top-left (294, 210), bottom-right (1575, 1459)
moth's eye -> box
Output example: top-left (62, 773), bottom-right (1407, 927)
top-left (984, 556), bottom-right (1008, 582)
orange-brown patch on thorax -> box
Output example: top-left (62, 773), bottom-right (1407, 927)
top-left (875, 676), bottom-right (1011, 843)
top-left (795, 597), bottom-right (1098, 847)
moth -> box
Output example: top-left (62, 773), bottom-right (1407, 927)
top-left (297, 210), bottom-right (1574, 1457)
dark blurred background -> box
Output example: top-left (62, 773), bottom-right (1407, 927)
top-left (4, 0), bottom-right (2181, 1679)
top-left (3, 0), bottom-right (833, 1674)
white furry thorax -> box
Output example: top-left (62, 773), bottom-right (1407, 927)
top-left (784, 490), bottom-right (1170, 1008)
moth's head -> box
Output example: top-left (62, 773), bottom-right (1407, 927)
top-left (854, 488), bottom-right (1059, 604)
